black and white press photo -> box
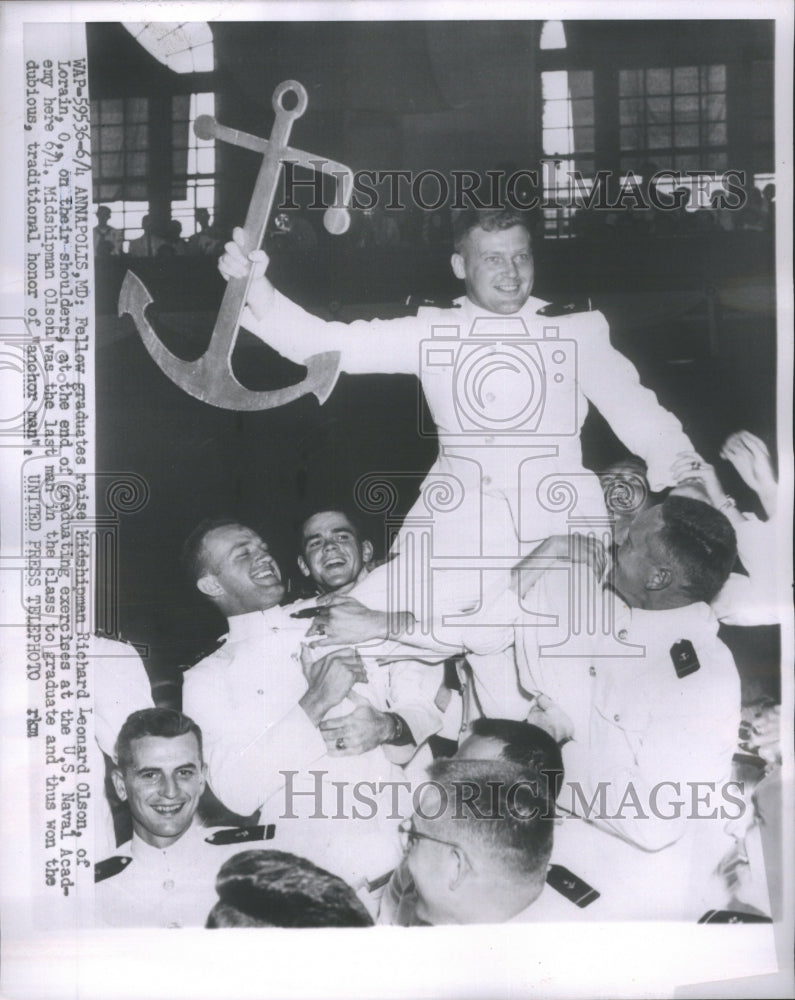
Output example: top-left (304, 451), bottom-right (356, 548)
top-left (1, 4), bottom-right (792, 999)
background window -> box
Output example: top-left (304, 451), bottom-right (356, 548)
top-left (541, 69), bottom-right (595, 238)
top-left (170, 92), bottom-right (216, 237)
top-left (91, 92), bottom-right (216, 248)
top-left (618, 64), bottom-right (728, 182)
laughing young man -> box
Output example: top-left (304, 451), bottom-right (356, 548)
top-left (95, 708), bottom-right (273, 928)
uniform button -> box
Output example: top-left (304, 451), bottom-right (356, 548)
top-left (613, 714), bottom-right (620, 722)
top-left (162, 879), bottom-right (175, 891)
top-left (618, 628), bottom-right (628, 641)
top-left (482, 475), bottom-right (492, 486)
top-left (166, 921), bottom-right (180, 929)
top-left (485, 436), bottom-right (495, 444)
top-left (485, 392), bottom-right (496, 403)
top-left (257, 689), bottom-right (264, 695)
top-left (589, 666), bottom-right (596, 677)
top-left (271, 627), bottom-right (279, 634)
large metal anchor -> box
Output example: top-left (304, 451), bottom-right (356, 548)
top-left (119, 80), bottom-right (352, 410)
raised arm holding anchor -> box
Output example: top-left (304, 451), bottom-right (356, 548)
top-left (118, 77), bottom-right (699, 626)
top-left (219, 203), bottom-right (697, 625)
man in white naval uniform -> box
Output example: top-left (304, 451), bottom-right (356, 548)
top-left (95, 708), bottom-right (274, 928)
top-left (599, 448), bottom-right (780, 626)
top-left (451, 715), bottom-right (742, 923)
top-left (296, 509), bottom-right (446, 764)
top-left (379, 717), bottom-right (562, 925)
top-left (381, 710), bottom-right (743, 926)
top-left (380, 758), bottom-right (555, 925)
top-left (180, 518), bottom-right (444, 891)
top-left (454, 446), bottom-right (777, 730)
top-left (219, 206), bottom-right (694, 622)
top-left (90, 634), bottom-right (154, 857)
top-left (315, 495), bottom-right (743, 912)
top-left (506, 495), bottom-right (743, 923)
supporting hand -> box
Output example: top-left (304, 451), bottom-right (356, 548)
top-left (218, 227), bottom-right (273, 321)
top-left (299, 646), bottom-right (368, 726)
top-left (720, 431), bottom-right (777, 517)
top-left (306, 595), bottom-right (410, 647)
top-left (319, 691), bottom-right (395, 756)
top-left (671, 452), bottom-right (726, 507)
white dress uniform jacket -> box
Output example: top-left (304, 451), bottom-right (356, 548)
top-left (379, 812), bottom-right (736, 926)
top-left (512, 570), bottom-right (741, 855)
top-left (95, 821), bottom-right (263, 928)
top-left (181, 597), bottom-right (444, 887)
top-left (242, 291), bottom-right (694, 617)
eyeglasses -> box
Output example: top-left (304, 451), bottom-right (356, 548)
top-left (398, 819), bottom-right (470, 868)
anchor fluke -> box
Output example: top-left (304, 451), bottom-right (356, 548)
top-left (118, 270), bottom-right (340, 410)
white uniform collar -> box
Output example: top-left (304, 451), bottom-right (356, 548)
top-left (224, 604), bottom-right (290, 643)
top-left (127, 817), bottom-right (206, 861)
top-left (611, 589), bottom-right (718, 645)
top-left (456, 293), bottom-right (549, 319)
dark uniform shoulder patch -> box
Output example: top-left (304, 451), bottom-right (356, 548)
top-left (546, 864), bottom-right (600, 907)
top-left (698, 909), bottom-right (772, 924)
top-left (204, 824), bottom-right (275, 846)
top-left (670, 639), bottom-right (700, 679)
top-left (364, 869), bottom-right (395, 894)
top-left (94, 855), bottom-right (132, 883)
top-left (536, 298), bottom-right (593, 317)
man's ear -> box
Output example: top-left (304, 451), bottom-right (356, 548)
top-left (361, 540), bottom-right (374, 566)
top-left (646, 566), bottom-right (672, 591)
top-left (199, 762), bottom-right (208, 794)
top-left (197, 573), bottom-right (223, 599)
top-left (451, 252), bottom-right (466, 281)
top-left (111, 768), bottom-right (128, 803)
top-left (297, 556), bottom-right (311, 579)
top-left (447, 846), bottom-right (469, 892)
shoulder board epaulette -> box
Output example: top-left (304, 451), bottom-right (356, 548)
top-left (670, 639), bottom-right (700, 679)
top-left (94, 855), bottom-right (132, 883)
top-left (698, 909), bottom-right (772, 924)
top-left (363, 869), bottom-right (395, 893)
top-left (546, 863), bottom-right (600, 907)
top-left (536, 299), bottom-right (593, 317)
top-left (406, 294), bottom-right (461, 312)
top-left (204, 824), bottom-right (275, 846)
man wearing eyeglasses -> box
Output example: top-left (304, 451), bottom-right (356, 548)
top-left (383, 757), bottom-right (554, 925)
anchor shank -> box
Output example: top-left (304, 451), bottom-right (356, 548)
top-left (197, 117), bottom-right (353, 213)
top-left (203, 109), bottom-right (297, 386)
